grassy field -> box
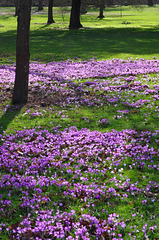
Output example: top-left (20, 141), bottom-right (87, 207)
top-left (0, 5), bottom-right (159, 64)
top-left (0, 6), bottom-right (159, 240)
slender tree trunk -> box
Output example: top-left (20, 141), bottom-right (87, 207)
top-left (148, 0), bottom-right (154, 6)
top-left (47, 0), bottom-right (55, 24)
top-left (14, 0), bottom-right (19, 16)
top-left (38, 0), bottom-right (44, 11)
top-left (69, 0), bottom-right (83, 29)
top-left (97, 0), bottom-right (105, 18)
top-left (12, 0), bottom-right (32, 105)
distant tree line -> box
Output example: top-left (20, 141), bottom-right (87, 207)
top-left (13, 0), bottom-right (156, 27)
top-left (27, 0), bottom-right (158, 7)
top-left (0, 0), bottom-right (158, 7)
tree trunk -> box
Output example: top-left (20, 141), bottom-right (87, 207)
top-left (97, 0), bottom-right (105, 18)
top-left (38, 0), bottom-right (43, 11)
top-left (14, 0), bottom-right (19, 16)
top-left (148, 0), bottom-right (154, 6)
top-left (12, 0), bottom-right (32, 105)
top-left (69, 0), bottom-right (83, 29)
top-left (47, 0), bottom-right (55, 24)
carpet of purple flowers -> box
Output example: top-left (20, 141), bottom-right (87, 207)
top-left (0, 58), bottom-right (159, 239)
top-left (1, 58), bottom-right (159, 109)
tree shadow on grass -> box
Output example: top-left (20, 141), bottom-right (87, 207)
top-left (29, 26), bottom-right (159, 61)
top-left (0, 104), bottom-right (23, 135)
top-left (1, 25), bottom-right (159, 62)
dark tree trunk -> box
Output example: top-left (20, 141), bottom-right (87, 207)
top-left (69, 0), bottom-right (83, 29)
top-left (14, 0), bottom-right (19, 16)
top-left (12, 0), bottom-right (32, 105)
top-left (47, 0), bottom-right (55, 24)
top-left (97, 0), bottom-right (105, 18)
top-left (148, 0), bottom-right (154, 6)
top-left (38, 0), bottom-right (44, 11)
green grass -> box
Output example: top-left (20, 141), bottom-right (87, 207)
top-left (0, 5), bottom-right (159, 64)
top-left (0, 6), bottom-right (159, 240)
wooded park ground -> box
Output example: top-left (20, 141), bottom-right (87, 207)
top-left (0, 5), bottom-right (159, 240)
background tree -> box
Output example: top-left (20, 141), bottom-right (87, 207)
top-left (114, 0), bottom-right (143, 16)
top-left (38, 0), bottom-right (44, 11)
top-left (12, 0), bottom-right (32, 105)
top-left (115, 0), bottom-right (143, 7)
top-left (47, 0), bottom-right (55, 24)
top-left (14, 0), bottom-right (19, 16)
top-left (148, 0), bottom-right (154, 6)
top-left (81, 0), bottom-right (88, 15)
top-left (97, 0), bottom-right (105, 18)
top-left (69, 0), bottom-right (83, 29)
top-left (107, 0), bottom-right (113, 6)
top-left (94, 0), bottom-right (114, 19)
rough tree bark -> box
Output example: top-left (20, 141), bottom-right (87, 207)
top-left (38, 0), bottom-right (44, 11)
top-left (12, 0), bottom-right (32, 105)
top-left (148, 0), bottom-right (154, 6)
top-left (47, 0), bottom-right (55, 24)
top-left (69, 0), bottom-right (83, 29)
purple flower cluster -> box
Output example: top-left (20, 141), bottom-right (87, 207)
top-left (0, 59), bottom-right (159, 109)
top-left (98, 118), bottom-right (110, 127)
top-left (0, 58), bottom-right (158, 239)
top-left (0, 127), bottom-right (158, 239)
top-left (1, 58), bottom-right (159, 83)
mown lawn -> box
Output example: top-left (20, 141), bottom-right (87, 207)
top-left (0, 5), bottom-right (159, 64)
top-left (0, 6), bottom-right (159, 240)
